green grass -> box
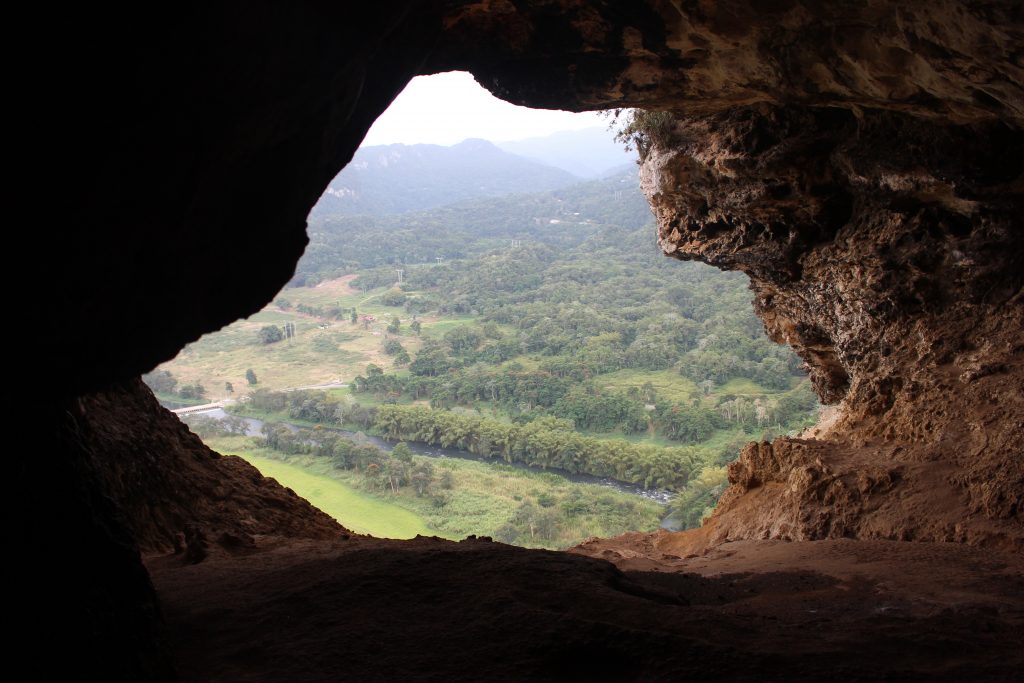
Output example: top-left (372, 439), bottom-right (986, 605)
top-left (715, 378), bottom-right (771, 397)
top-left (152, 391), bottom-right (207, 407)
top-left (202, 434), bottom-right (663, 550)
top-left (365, 456), bottom-right (664, 549)
top-left (597, 368), bottom-right (699, 404)
top-left (418, 316), bottom-right (477, 339)
top-left (212, 437), bottom-right (437, 539)
top-left (157, 276), bottom-right (477, 397)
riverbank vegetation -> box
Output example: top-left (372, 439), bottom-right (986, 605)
top-left (222, 383), bottom-right (809, 527)
top-left (161, 165), bottom-right (820, 530)
top-left (200, 428), bottom-right (664, 549)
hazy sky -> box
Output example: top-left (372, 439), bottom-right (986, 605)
top-left (361, 71), bottom-right (607, 147)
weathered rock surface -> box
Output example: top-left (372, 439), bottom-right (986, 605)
top-left (438, 0), bottom-right (1024, 125)
top-left (32, 2), bottom-right (1024, 398)
top-left (151, 535), bottom-right (1024, 682)
top-left (17, 381), bottom-right (343, 679)
top-left (79, 379), bottom-right (344, 554)
top-left (640, 103), bottom-right (1023, 548)
top-left (17, 1), bottom-right (1024, 679)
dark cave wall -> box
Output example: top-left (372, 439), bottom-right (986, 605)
top-left (24, 4), bottom-right (447, 678)
top-left (637, 105), bottom-right (1023, 546)
top-left (436, 0), bottom-right (1024, 121)
top-left (31, 1), bottom-right (1024, 397)
top-left (34, 2), bottom-right (445, 397)
top-left (76, 379), bottom-right (343, 555)
top-left (634, 105), bottom-right (1019, 544)
top-left (16, 1), bottom-right (1024, 678)
top-left (18, 380), bottom-right (344, 680)
top-left (642, 105), bottom-right (1024, 407)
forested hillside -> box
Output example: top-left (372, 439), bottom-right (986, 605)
top-left (296, 168), bottom-right (650, 284)
top-left (159, 139), bottom-right (819, 533)
top-left (495, 126), bottom-right (633, 177)
top-left (310, 138), bottom-right (579, 217)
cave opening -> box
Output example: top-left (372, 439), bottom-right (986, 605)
top-left (22, 3), bottom-right (1023, 681)
top-left (156, 70), bottom-right (820, 548)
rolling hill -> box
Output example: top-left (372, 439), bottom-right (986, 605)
top-left (311, 138), bottom-right (580, 216)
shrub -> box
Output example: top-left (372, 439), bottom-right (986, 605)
top-left (257, 325), bottom-right (284, 345)
top-left (606, 109), bottom-right (680, 160)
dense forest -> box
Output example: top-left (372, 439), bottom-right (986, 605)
top-left (310, 139), bottom-right (580, 217)
top-left (160, 144), bottom-right (820, 532)
top-left (294, 168), bottom-right (649, 285)
top-left (186, 413), bottom-right (664, 549)
top-left (304, 168), bottom-right (816, 443)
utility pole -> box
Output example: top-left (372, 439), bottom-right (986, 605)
top-left (436, 257), bottom-right (443, 265)
top-left (396, 269), bottom-right (404, 284)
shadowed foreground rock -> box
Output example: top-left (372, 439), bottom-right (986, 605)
top-left (81, 379), bottom-right (342, 555)
top-left (149, 535), bottom-right (1024, 682)
top-left (640, 103), bottom-right (1023, 549)
top-left (17, 1), bottom-right (1023, 680)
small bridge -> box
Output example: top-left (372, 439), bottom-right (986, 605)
top-left (171, 402), bottom-right (224, 415)
top-left (167, 383), bottom-right (346, 417)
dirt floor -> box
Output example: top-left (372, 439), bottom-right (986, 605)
top-left (148, 534), bottom-right (1023, 682)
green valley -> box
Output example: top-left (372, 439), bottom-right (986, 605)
top-left (199, 431), bottom-right (664, 549)
top-left (154, 154), bottom-right (820, 542)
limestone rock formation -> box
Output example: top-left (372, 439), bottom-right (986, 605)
top-left (19, 380), bottom-right (343, 680)
top-left (433, 0), bottom-right (1024, 549)
top-left (79, 379), bottom-right (344, 555)
top-left (16, 1), bottom-right (1024, 679)
top-left (636, 104), bottom-right (1023, 548)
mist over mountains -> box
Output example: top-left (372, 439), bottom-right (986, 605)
top-left (311, 127), bottom-right (635, 218)
top-left (496, 127), bottom-right (634, 178)
top-left (312, 138), bottom-right (581, 216)
top-left (301, 126), bottom-right (646, 284)
top-left (299, 166), bottom-right (648, 284)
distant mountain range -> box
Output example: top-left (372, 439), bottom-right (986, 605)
top-left (311, 139), bottom-right (580, 216)
top-left (496, 127), bottom-right (635, 178)
top-left (298, 165), bottom-right (650, 284)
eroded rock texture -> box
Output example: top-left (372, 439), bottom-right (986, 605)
top-left (19, 0), bottom-right (1024, 679)
top-left (79, 379), bottom-right (343, 555)
top-left (439, 0), bottom-right (1024, 120)
top-left (640, 102), bottom-right (1023, 549)
top-left (19, 381), bottom-right (342, 679)
top-left (437, 0), bottom-right (1024, 549)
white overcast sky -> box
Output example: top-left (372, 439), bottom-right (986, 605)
top-left (360, 71), bottom-right (606, 147)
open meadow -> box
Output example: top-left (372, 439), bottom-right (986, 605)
top-left (204, 434), bottom-right (664, 549)
top-left (158, 276), bottom-right (478, 398)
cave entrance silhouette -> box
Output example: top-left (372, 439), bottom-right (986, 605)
top-left (161, 70), bottom-right (819, 549)
top-left (23, 4), bottom-right (1023, 681)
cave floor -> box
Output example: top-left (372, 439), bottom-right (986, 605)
top-left (147, 536), bottom-right (1023, 682)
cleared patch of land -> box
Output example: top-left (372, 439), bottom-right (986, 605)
top-left (229, 446), bottom-right (437, 539)
top-left (204, 434), bottom-right (664, 550)
top-left (158, 279), bottom-right (479, 397)
top-left (598, 368), bottom-right (699, 404)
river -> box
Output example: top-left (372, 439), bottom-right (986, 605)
top-left (172, 404), bottom-right (682, 528)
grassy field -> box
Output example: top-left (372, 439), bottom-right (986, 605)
top-left (204, 434), bottom-right (664, 550)
top-left (716, 378), bottom-right (772, 397)
top-left (598, 368), bottom-right (699, 404)
top-left (157, 276), bottom-right (479, 398)
top-left (343, 456), bottom-right (665, 549)
top-left (152, 391), bottom-right (208, 407)
top-left (211, 436), bottom-right (437, 538)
